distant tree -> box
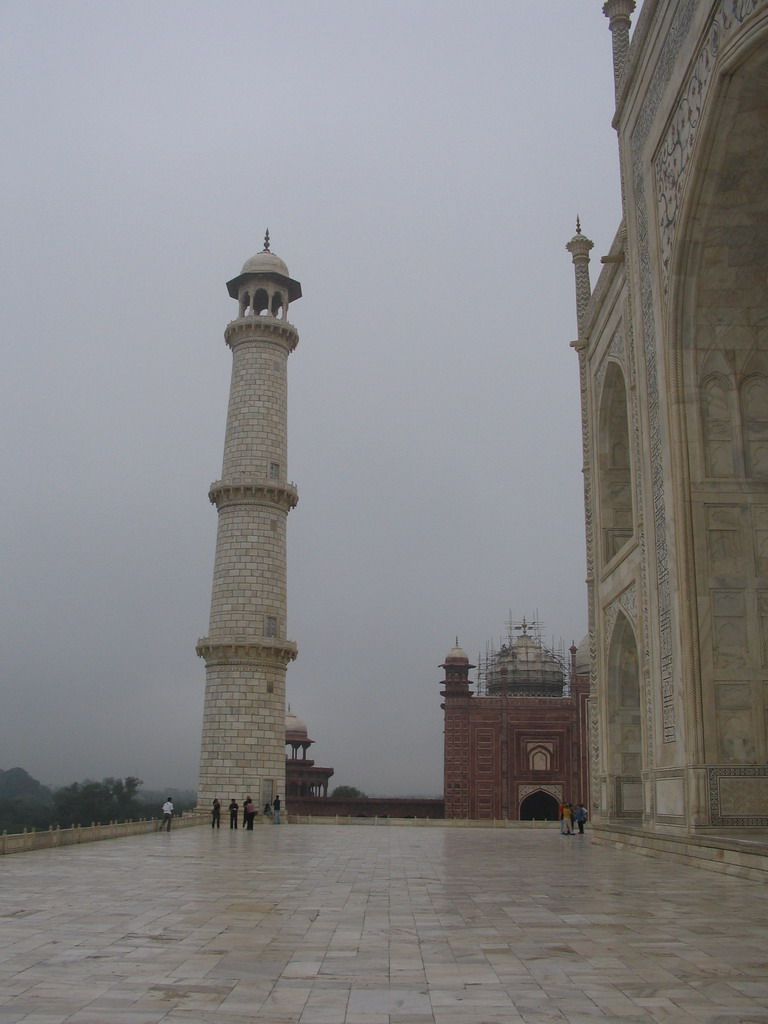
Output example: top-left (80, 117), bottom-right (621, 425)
top-left (0, 768), bottom-right (54, 833)
top-left (0, 773), bottom-right (198, 833)
top-left (109, 776), bottom-right (142, 816)
top-left (0, 767), bottom-right (53, 802)
top-left (331, 785), bottom-right (367, 799)
top-left (53, 777), bottom-right (144, 827)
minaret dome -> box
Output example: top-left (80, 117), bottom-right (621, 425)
top-left (227, 231), bottom-right (302, 318)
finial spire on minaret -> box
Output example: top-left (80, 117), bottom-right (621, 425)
top-left (566, 218), bottom-right (594, 341)
top-left (603, 1), bottom-right (636, 104)
top-left (263, 228), bottom-right (270, 252)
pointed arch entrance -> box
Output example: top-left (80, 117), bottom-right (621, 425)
top-left (519, 790), bottom-right (559, 821)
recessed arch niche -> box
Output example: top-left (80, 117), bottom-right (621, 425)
top-left (606, 610), bottom-right (642, 818)
top-left (597, 361), bottom-right (634, 562)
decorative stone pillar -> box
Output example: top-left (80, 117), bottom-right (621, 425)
top-left (197, 235), bottom-right (302, 810)
top-left (603, 0), bottom-right (636, 104)
top-left (566, 219), bottom-right (594, 341)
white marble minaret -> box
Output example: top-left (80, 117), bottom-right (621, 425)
top-left (197, 233), bottom-right (301, 809)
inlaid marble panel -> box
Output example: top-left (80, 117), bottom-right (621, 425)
top-left (706, 505), bottom-right (744, 575)
top-left (716, 771), bottom-right (768, 817)
top-left (619, 779), bottom-right (643, 813)
top-left (743, 376), bottom-right (768, 477)
top-left (656, 776), bottom-right (685, 816)
top-left (753, 507), bottom-right (768, 575)
top-left (711, 590), bottom-right (748, 669)
top-left (622, 720), bottom-right (638, 745)
top-left (717, 709), bottom-right (756, 763)
top-left (758, 591), bottom-right (768, 666)
top-left (715, 682), bottom-right (752, 709)
top-left (701, 376), bottom-right (735, 478)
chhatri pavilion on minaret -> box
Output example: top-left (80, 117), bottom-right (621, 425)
top-left (196, 233), bottom-right (301, 810)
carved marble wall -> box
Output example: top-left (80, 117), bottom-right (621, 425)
top-left (576, 0), bottom-right (767, 831)
top-left (680, 43), bottom-right (768, 774)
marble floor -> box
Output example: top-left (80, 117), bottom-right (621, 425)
top-left (1, 824), bottom-right (767, 1024)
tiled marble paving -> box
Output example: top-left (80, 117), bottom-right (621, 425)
top-left (1, 824), bottom-right (767, 1023)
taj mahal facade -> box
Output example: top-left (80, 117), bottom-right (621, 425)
top-left (570, 0), bottom-right (768, 844)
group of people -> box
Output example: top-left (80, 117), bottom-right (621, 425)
top-left (210, 795), bottom-right (281, 829)
top-left (559, 801), bottom-right (587, 834)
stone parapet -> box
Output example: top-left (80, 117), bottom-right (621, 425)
top-left (287, 815), bottom-right (556, 828)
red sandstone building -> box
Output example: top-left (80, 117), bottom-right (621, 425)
top-left (285, 708), bottom-right (334, 799)
top-left (441, 625), bottom-right (590, 820)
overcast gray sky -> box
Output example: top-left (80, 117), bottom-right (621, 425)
top-left (1, 1), bottom-right (639, 797)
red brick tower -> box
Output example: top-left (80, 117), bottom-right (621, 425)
top-left (440, 643), bottom-right (475, 819)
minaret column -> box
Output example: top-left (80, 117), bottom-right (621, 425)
top-left (197, 237), bottom-right (302, 810)
top-left (566, 221), bottom-right (598, 818)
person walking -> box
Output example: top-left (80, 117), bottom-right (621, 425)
top-left (162, 797), bottom-right (174, 832)
top-left (574, 803), bottom-right (587, 834)
top-left (272, 794), bottom-right (281, 824)
top-left (228, 799), bottom-right (239, 829)
top-left (211, 798), bottom-right (221, 828)
top-left (244, 796), bottom-right (256, 830)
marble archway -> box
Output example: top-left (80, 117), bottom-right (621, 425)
top-left (672, 42), bottom-right (768, 773)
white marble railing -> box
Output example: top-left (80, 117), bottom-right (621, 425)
top-left (0, 812), bottom-right (208, 855)
top-left (287, 815), bottom-right (557, 828)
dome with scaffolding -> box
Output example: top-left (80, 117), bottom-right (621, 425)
top-left (481, 619), bottom-right (568, 698)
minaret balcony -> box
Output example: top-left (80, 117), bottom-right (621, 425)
top-left (208, 479), bottom-right (299, 512)
top-left (196, 635), bottom-right (298, 667)
top-left (225, 316), bottom-right (298, 353)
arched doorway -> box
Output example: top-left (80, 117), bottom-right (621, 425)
top-left (520, 790), bottom-right (559, 821)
